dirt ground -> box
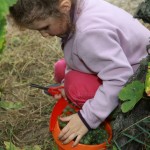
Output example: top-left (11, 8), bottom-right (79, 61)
top-left (0, 0), bottom-right (149, 150)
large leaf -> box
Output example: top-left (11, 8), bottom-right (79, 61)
top-left (5, 0), bottom-right (18, 6)
top-left (0, 0), bottom-right (8, 17)
top-left (0, 18), bottom-right (6, 53)
top-left (0, 0), bottom-right (17, 16)
top-left (121, 99), bottom-right (137, 113)
top-left (145, 62), bottom-right (150, 95)
top-left (4, 142), bottom-right (41, 150)
top-left (119, 81), bottom-right (144, 101)
top-left (0, 101), bottom-right (23, 110)
top-left (0, 0), bottom-right (17, 52)
top-left (118, 80), bottom-right (144, 112)
top-left (4, 142), bottom-right (20, 150)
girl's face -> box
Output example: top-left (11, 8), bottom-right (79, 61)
top-left (25, 0), bottom-right (72, 38)
top-left (27, 15), bottom-right (71, 38)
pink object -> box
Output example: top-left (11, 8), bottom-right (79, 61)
top-left (54, 58), bottom-right (66, 83)
top-left (64, 70), bottom-right (102, 107)
top-left (54, 59), bottom-right (102, 107)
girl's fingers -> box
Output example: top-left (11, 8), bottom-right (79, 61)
top-left (59, 88), bottom-right (67, 100)
top-left (60, 88), bottom-right (66, 98)
top-left (62, 133), bottom-right (78, 144)
top-left (59, 115), bottom-right (72, 122)
top-left (58, 114), bottom-right (88, 146)
top-left (60, 130), bottom-right (76, 141)
top-left (58, 124), bottom-right (70, 139)
top-left (53, 88), bottom-right (67, 100)
top-left (72, 135), bottom-right (82, 147)
top-left (54, 94), bottom-right (61, 99)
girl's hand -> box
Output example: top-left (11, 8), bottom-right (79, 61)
top-left (54, 84), bottom-right (67, 100)
top-left (58, 113), bottom-right (88, 147)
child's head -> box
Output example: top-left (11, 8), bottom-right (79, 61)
top-left (9, 0), bottom-right (73, 37)
top-left (9, 0), bottom-right (61, 27)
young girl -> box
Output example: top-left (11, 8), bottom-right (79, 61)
top-left (10, 0), bottom-right (150, 147)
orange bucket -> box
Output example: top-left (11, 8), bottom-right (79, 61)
top-left (49, 98), bottom-right (112, 150)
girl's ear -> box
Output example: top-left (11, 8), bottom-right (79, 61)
top-left (58, 0), bottom-right (72, 14)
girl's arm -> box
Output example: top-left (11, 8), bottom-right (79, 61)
top-left (76, 28), bottom-right (134, 129)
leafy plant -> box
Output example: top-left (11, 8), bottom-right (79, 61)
top-left (145, 62), bottom-right (150, 95)
top-left (118, 80), bottom-right (144, 113)
top-left (0, 0), bottom-right (17, 53)
top-left (0, 101), bottom-right (23, 110)
top-left (4, 141), bottom-right (41, 150)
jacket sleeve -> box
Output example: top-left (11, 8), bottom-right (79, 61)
top-left (76, 28), bottom-right (134, 129)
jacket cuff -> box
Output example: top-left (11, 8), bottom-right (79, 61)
top-left (78, 111), bottom-right (92, 130)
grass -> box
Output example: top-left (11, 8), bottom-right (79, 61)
top-left (0, 24), bottom-right (63, 150)
top-left (113, 116), bottom-right (150, 149)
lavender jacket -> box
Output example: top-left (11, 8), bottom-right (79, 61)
top-left (63, 0), bottom-right (150, 129)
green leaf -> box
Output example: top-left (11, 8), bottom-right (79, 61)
top-left (4, 142), bottom-right (41, 150)
top-left (121, 99), bottom-right (137, 113)
top-left (0, 0), bottom-right (8, 17)
top-left (145, 62), bottom-right (150, 95)
top-left (24, 145), bottom-right (41, 150)
top-left (4, 141), bottom-right (20, 150)
top-left (32, 145), bottom-right (41, 150)
top-left (112, 146), bottom-right (118, 150)
top-left (5, 0), bottom-right (17, 7)
top-left (0, 0), bottom-right (17, 16)
top-left (119, 81), bottom-right (144, 113)
top-left (0, 101), bottom-right (23, 110)
top-left (118, 80), bottom-right (144, 101)
top-left (0, 18), bottom-right (7, 53)
top-left (0, 0), bottom-right (17, 52)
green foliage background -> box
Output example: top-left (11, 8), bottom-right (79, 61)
top-left (0, 0), bottom-right (17, 53)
